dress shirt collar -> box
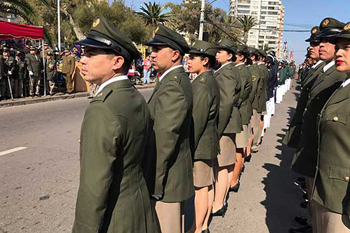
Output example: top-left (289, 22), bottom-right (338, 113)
top-left (341, 77), bottom-right (350, 88)
top-left (158, 65), bottom-right (183, 82)
top-left (95, 75), bottom-right (128, 96)
top-left (215, 62), bottom-right (232, 73)
top-left (235, 62), bottom-right (245, 67)
top-left (323, 60), bottom-right (335, 72)
top-left (312, 60), bottom-right (323, 69)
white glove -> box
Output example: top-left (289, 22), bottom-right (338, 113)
top-left (8, 71), bottom-right (12, 75)
top-left (29, 71), bottom-right (34, 76)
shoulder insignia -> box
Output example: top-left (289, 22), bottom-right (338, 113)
top-left (252, 75), bottom-right (257, 81)
top-left (200, 77), bottom-right (205, 82)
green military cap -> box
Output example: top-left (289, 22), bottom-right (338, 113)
top-left (329, 22), bottom-right (350, 43)
top-left (257, 49), bottom-right (267, 57)
top-left (316, 17), bottom-right (345, 39)
top-left (305, 26), bottom-right (321, 42)
top-left (77, 16), bottom-right (141, 61)
top-left (2, 47), bottom-right (9, 52)
top-left (29, 46), bottom-right (37, 51)
top-left (216, 38), bottom-right (237, 54)
top-left (246, 46), bottom-right (257, 56)
top-left (236, 44), bottom-right (248, 55)
top-left (146, 24), bottom-right (190, 55)
top-left (188, 40), bottom-right (217, 57)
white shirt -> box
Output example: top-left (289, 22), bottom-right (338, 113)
top-left (214, 62), bottom-right (232, 73)
top-left (312, 60), bottom-right (323, 69)
top-left (323, 60), bottom-right (335, 72)
top-left (341, 78), bottom-right (350, 88)
top-left (158, 65), bottom-right (183, 82)
top-left (235, 62), bottom-right (245, 67)
top-left (95, 75), bottom-right (128, 96)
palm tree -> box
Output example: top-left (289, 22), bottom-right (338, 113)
top-left (137, 2), bottom-right (169, 34)
top-left (0, 0), bottom-right (48, 24)
top-left (237, 15), bottom-right (258, 44)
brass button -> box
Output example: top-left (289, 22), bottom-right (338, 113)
top-left (345, 177), bottom-right (350, 182)
top-left (333, 116), bottom-right (339, 121)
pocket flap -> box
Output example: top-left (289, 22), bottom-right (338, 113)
top-left (325, 113), bottom-right (347, 125)
top-left (329, 165), bottom-right (350, 181)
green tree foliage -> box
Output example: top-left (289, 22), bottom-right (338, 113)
top-left (237, 15), bottom-right (258, 44)
top-left (137, 2), bottom-right (169, 35)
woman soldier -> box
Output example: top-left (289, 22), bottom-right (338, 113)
top-left (212, 39), bottom-right (241, 217)
top-left (187, 40), bottom-right (220, 233)
top-left (312, 22), bottom-right (350, 233)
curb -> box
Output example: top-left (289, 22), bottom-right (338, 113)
top-left (0, 84), bottom-right (155, 108)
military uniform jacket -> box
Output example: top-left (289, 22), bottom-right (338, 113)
top-left (0, 55), bottom-right (4, 78)
top-left (62, 55), bottom-right (76, 75)
top-left (257, 63), bottom-right (268, 113)
top-left (313, 79), bottom-right (350, 214)
top-left (16, 59), bottom-right (26, 80)
top-left (191, 71), bottom-right (220, 160)
top-left (236, 63), bottom-right (253, 125)
top-left (283, 62), bottom-right (325, 148)
top-left (214, 63), bottom-right (242, 136)
top-left (46, 58), bottom-right (56, 81)
top-left (73, 79), bottom-right (156, 233)
top-left (27, 54), bottom-right (41, 77)
top-left (145, 66), bottom-right (194, 203)
top-left (248, 63), bottom-right (260, 110)
top-left (4, 56), bottom-right (16, 79)
top-left (291, 63), bottom-right (346, 177)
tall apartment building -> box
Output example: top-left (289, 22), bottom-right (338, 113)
top-left (230, 0), bottom-right (285, 57)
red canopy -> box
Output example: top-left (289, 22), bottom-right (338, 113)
top-left (0, 20), bottom-right (44, 40)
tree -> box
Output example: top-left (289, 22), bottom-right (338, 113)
top-left (237, 15), bottom-right (258, 44)
top-left (137, 2), bottom-right (169, 34)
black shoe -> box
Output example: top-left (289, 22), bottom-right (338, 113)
top-left (245, 154), bottom-right (252, 162)
top-left (289, 225), bottom-right (312, 233)
top-left (251, 147), bottom-right (258, 153)
top-left (294, 216), bottom-right (308, 226)
top-left (211, 204), bottom-right (227, 217)
top-left (241, 164), bottom-right (245, 173)
top-left (229, 181), bottom-right (240, 192)
top-left (201, 229), bottom-right (210, 233)
top-left (300, 200), bottom-right (308, 209)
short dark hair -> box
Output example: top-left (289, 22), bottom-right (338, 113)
top-left (199, 54), bottom-right (216, 68)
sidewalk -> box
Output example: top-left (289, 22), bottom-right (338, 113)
top-left (0, 83), bottom-right (155, 108)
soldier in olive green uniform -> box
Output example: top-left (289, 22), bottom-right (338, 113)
top-left (212, 38), bottom-right (241, 217)
top-left (3, 48), bottom-right (16, 99)
top-left (289, 18), bottom-right (346, 233)
top-left (62, 49), bottom-right (76, 93)
top-left (283, 25), bottom-right (324, 233)
top-left (144, 25), bottom-right (193, 233)
top-left (257, 50), bottom-right (268, 143)
top-left (312, 23), bottom-right (350, 233)
top-left (45, 52), bottom-right (56, 95)
top-left (187, 40), bottom-right (220, 233)
top-left (246, 47), bottom-right (261, 153)
top-left (16, 52), bottom-right (26, 98)
top-left (230, 44), bottom-right (252, 191)
top-left (72, 17), bottom-right (156, 233)
top-left (27, 47), bottom-right (42, 96)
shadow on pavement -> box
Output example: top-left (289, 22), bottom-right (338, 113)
top-left (261, 106), bottom-right (306, 233)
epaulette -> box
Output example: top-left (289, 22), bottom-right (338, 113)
top-left (199, 76), bottom-right (206, 83)
top-left (170, 75), bottom-right (181, 84)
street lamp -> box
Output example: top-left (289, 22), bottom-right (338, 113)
top-left (57, 0), bottom-right (61, 51)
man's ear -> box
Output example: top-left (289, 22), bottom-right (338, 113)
top-left (171, 50), bottom-right (181, 63)
top-left (112, 55), bottom-right (125, 71)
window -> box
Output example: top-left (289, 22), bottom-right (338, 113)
top-left (238, 9), bottom-right (250, 13)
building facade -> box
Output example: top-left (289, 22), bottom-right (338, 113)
top-left (230, 0), bottom-right (284, 57)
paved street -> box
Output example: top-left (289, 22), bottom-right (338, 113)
top-left (0, 86), bottom-right (306, 233)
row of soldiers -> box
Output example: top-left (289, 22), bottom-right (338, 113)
top-left (72, 17), bottom-right (293, 233)
top-left (0, 45), bottom-right (76, 100)
top-left (283, 17), bottom-right (350, 233)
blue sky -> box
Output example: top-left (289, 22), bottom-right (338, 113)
top-left (117, 0), bottom-right (350, 64)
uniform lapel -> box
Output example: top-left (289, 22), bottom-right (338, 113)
top-left (325, 82), bottom-right (350, 107)
top-left (310, 65), bottom-right (336, 92)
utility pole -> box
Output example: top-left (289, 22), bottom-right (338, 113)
top-left (57, 0), bottom-right (61, 51)
top-left (198, 0), bottom-right (205, 40)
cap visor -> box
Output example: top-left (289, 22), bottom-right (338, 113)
top-left (216, 45), bottom-right (235, 53)
top-left (76, 38), bottom-right (111, 49)
top-left (188, 49), bottom-right (203, 55)
top-left (329, 33), bottom-right (350, 44)
top-left (145, 38), bottom-right (168, 46)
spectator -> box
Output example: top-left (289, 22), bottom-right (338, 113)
top-left (142, 55), bottom-right (151, 84)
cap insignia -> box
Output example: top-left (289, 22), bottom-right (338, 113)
top-left (252, 75), bottom-right (257, 81)
top-left (312, 28), bottom-right (317, 34)
top-left (155, 27), bottom-right (159, 34)
top-left (344, 23), bottom-right (350, 31)
top-left (322, 19), bottom-right (329, 27)
top-left (93, 18), bottom-right (100, 28)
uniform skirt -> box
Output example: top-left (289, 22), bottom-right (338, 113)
top-left (193, 159), bottom-right (214, 188)
top-left (236, 125), bottom-right (249, 148)
top-left (217, 134), bottom-right (236, 167)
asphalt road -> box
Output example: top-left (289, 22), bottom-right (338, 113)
top-left (0, 86), bottom-right (305, 233)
